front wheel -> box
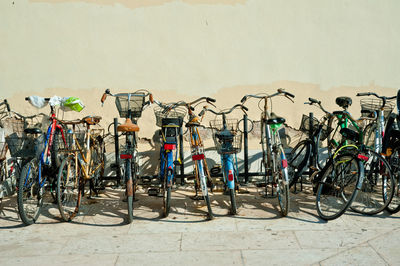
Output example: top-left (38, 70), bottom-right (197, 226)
top-left (287, 140), bottom-right (311, 188)
top-left (316, 153), bottom-right (361, 220)
top-left (351, 149), bottom-right (395, 215)
top-left (17, 158), bottom-right (43, 225)
top-left (387, 147), bottom-right (400, 213)
top-left (57, 155), bottom-right (80, 222)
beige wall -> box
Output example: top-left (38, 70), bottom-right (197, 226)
top-left (1, 0), bottom-right (399, 135)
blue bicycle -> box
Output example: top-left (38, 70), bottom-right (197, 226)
top-left (153, 100), bottom-right (186, 217)
top-left (201, 104), bottom-right (247, 215)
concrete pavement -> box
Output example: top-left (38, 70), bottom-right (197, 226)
top-left (0, 184), bottom-right (399, 265)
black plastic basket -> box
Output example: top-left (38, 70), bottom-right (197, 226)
top-left (5, 133), bottom-right (44, 158)
top-left (115, 94), bottom-right (146, 118)
top-left (360, 98), bottom-right (394, 119)
top-left (299, 114), bottom-right (333, 141)
top-left (154, 106), bottom-right (186, 127)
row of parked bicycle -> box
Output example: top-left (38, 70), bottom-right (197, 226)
top-left (0, 88), bottom-right (399, 225)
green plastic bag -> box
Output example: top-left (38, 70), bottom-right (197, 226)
top-left (62, 97), bottom-right (85, 112)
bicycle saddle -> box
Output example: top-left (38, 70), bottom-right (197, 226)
top-left (24, 128), bottom-right (42, 134)
top-left (266, 117), bottom-right (285, 125)
top-left (117, 118), bottom-right (139, 132)
top-left (335, 97), bottom-right (352, 109)
top-left (83, 116), bottom-right (102, 125)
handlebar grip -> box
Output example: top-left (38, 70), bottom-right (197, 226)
top-left (240, 96), bottom-right (247, 103)
top-left (308, 97), bottom-right (320, 104)
top-left (206, 97), bottom-right (216, 103)
top-left (357, 92), bottom-right (370, 97)
top-left (4, 100), bottom-right (10, 112)
top-left (285, 91), bottom-right (295, 98)
top-left (101, 93), bottom-right (107, 103)
top-left (199, 109), bottom-right (205, 117)
top-left (149, 93), bottom-right (154, 103)
top-left (242, 106), bottom-right (249, 111)
top-left (190, 106), bottom-right (195, 111)
top-left (25, 97), bottom-right (30, 101)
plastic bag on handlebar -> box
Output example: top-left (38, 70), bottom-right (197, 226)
top-left (61, 97), bottom-right (85, 112)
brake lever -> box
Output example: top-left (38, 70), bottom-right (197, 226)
top-left (285, 94), bottom-right (294, 103)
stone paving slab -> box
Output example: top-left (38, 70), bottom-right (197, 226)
top-left (1, 185), bottom-right (400, 265)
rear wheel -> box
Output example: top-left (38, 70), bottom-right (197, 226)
top-left (362, 122), bottom-right (377, 149)
top-left (351, 149), bottom-right (395, 215)
top-left (316, 153), bottom-right (361, 220)
top-left (276, 147), bottom-right (289, 216)
top-left (125, 159), bottom-right (134, 224)
top-left (229, 188), bottom-right (237, 215)
top-left (57, 155), bottom-right (80, 221)
top-left (18, 158), bottom-right (43, 225)
top-left (163, 186), bottom-right (171, 218)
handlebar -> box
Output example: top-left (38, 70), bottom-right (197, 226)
top-left (101, 88), bottom-right (153, 107)
top-left (201, 104), bottom-right (247, 117)
top-left (304, 97), bottom-right (331, 115)
top-left (154, 96), bottom-right (217, 114)
top-left (357, 91), bottom-right (396, 109)
top-left (241, 88), bottom-right (295, 104)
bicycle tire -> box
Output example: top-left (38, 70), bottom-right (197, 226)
top-left (351, 149), bottom-right (395, 215)
top-left (17, 158), bottom-right (43, 225)
top-left (57, 155), bottom-right (79, 222)
top-left (387, 147), bottom-right (400, 213)
top-left (125, 159), bottom-right (134, 223)
top-left (288, 140), bottom-right (311, 188)
top-left (229, 188), bottom-right (237, 215)
top-left (316, 153), bottom-right (361, 220)
top-left (316, 128), bottom-right (330, 170)
top-left (362, 122), bottom-right (377, 149)
top-left (163, 186), bottom-right (171, 218)
top-left (276, 147), bottom-right (290, 216)
top-left (197, 160), bottom-right (214, 219)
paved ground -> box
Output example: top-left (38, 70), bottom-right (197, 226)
top-left (0, 183), bottom-right (399, 266)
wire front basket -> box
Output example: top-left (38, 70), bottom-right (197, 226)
top-left (360, 98), bottom-right (394, 119)
top-left (154, 106), bottom-right (187, 127)
top-left (299, 114), bottom-right (333, 141)
top-left (115, 93), bottom-right (146, 118)
top-left (210, 119), bottom-right (242, 154)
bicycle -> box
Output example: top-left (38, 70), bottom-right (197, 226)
top-left (201, 104), bottom-right (247, 215)
top-left (0, 101), bottom-right (47, 200)
top-left (287, 97), bottom-right (334, 189)
top-left (17, 96), bottom-right (76, 225)
top-left (101, 89), bottom-right (153, 223)
top-left (241, 89), bottom-right (295, 216)
top-left (152, 100), bottom-right (187, 217)
top-left (154, 97), bottom-right (216, 219)
top-left (56, 116), bottom-right (105, 222)
top-left (313, 94), bottom-right (395, 219)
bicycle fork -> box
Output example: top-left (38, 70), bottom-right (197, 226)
top-left (222, 155), bottom-right (235, 190)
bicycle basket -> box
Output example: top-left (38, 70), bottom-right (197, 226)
top-left (210, 119), bottom-right (242, 154)
top-left (154, 106), bottom-right (186, 127)
top-left (360, 98), bottom-right (394, 120)
top-left (299, 114), bottom-right (333, 141)
top-left (6, 133), bottom-right (44, 158)
top-left (115, 93), bottom-right (146, 118)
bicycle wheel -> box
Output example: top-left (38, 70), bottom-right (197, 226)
top-left (57, 155), bottom-right (79, 222)
top-left (197, 160), bottom-right (213, 219)
top-left (163, 155), bottom-right (172, 217)
top-left (316, 128), bottom-right (330, 170)
top-left (351, 149), bottom-right (395, 215)
top-left (287, 140), bottom-right (311, 188)
top-left (125, 159), bottom-right (134, 223)
top-left (387, 147), bottom-right (400, 213)
top-left (17, 158), bottom-right (43, 225)
top-left (316, 153), bottom-right (361, 220)
top-left (229, 188), bottom-right (237, 215)
top-left (275, 147), bottom-right (290, 216)
top-left (362, 122), bottom-right (377, 149)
